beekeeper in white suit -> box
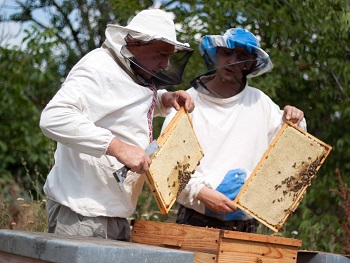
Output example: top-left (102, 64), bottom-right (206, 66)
top-left (162, 28), bottom-right (306, 233)
top-left (40, 9), bottom-right (194, 241)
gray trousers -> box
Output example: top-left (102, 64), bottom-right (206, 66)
top-left (46, 199), bottom-right (130, 241)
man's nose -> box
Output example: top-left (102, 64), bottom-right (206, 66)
top-left (159, 60), bottom-right (169, 70)
top-left (159, 56), bottom-right (172, 70)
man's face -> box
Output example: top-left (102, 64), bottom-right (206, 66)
top-left (127, 40), bottom-right (175, 79)
top-left (215, 47), bottom-right (256, 82)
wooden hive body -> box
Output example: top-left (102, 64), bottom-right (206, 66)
top-left (131, 220), bottom-right (302, 263)
top-left (145, 107), bottom-right (204, 214)
top-left (234, 121), bottom-right (332, 232)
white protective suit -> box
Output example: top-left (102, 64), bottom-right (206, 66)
top-left (39, 13), bottom-right (187, 218)
top-left (162, 85), bottom-right (307, 219)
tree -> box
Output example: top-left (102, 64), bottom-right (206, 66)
top-left (0, 26), bottom-right (60, 192)
top-left (1, 0), bottom-right (154, 75)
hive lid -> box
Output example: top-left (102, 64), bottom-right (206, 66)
top-left (234, 121), bottom-right (332, 232)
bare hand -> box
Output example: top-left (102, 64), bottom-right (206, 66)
top-left (283, 105), bottom-right (304, 126)
top-left (107, 138), bottom-right (151, 174)
top-left (162, 90), bottom-right (195, 112)
top-left (196, 186), bottom-right (237, 213)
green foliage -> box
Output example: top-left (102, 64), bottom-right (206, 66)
top-left (0, 26), bottom-right (59, 188)
top-left (331, 169), bottom-right (350, 254)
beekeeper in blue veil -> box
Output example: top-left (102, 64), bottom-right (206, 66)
top-left (162, 28), bottom-right (306, 233)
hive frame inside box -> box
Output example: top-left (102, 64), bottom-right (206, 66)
top-left (131, 220), bottom-right (302, 263)
top-left (234, 121), bottom-right (332, 232)
top-left (145, 107), bottom-right (204, 214)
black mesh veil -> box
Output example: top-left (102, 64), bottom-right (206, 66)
top-left (201, 46), bottom-right (269, 78)
top-left (190, 58), bottom-right (261, 97)
top-left (121, 35), bottom-right (193, 87)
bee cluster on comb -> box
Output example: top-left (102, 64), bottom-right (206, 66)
top-left (234, 122), bottom-right (332, 232)
top-left (145, 108), bottom-right (204, 214)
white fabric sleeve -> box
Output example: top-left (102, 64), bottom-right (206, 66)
top-left (183, 171), bottom-right (208, 204)
top-left (39, 69), bottom-right (114, 157)
top-left (178, 169), bottom-right (219, 207)
top-left (154, 89), bottom-right (172, 117)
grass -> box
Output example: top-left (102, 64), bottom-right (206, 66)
top-left (0, 176), bottom-right (47, 232)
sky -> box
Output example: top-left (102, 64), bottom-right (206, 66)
top-left (0, 0), bottom-right (51, 47)
top-left (0, 0), bottom-right (164, 48)
top-left (0, 0), bottom-right (26, 47)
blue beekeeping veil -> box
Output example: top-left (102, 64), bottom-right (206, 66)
top-left (200, 28), bottom-right (273, 78)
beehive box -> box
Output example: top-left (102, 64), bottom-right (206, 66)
top-left (234, 121), bottom-right (332, 232)
top-left (145, 107), bottom-right (204, 214)
top-left (131, 220), bottom-right (302, 263)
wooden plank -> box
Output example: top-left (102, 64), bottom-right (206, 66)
top-left (145, 107), bottom-right (204, 214)
top-left (131, 220), bottom-right (219, 254)
top-left (0, 251), bottom-right (50, 263)
top-left (217, 238), bottom-right (299, 263)
top-left (221, 230), bottom-right (302, 247)
top-left (234, 121), bottom-right (332, 232)
top-left (193, 251), bottom-right (217, 263)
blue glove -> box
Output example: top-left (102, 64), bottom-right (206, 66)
top-left (205, 169), bottom-right (251, 221)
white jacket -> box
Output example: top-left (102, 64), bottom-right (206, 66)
top-left (40, 44), bottom-right (170, 217)
top-left (162, 85), bottom-right (307, 216)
